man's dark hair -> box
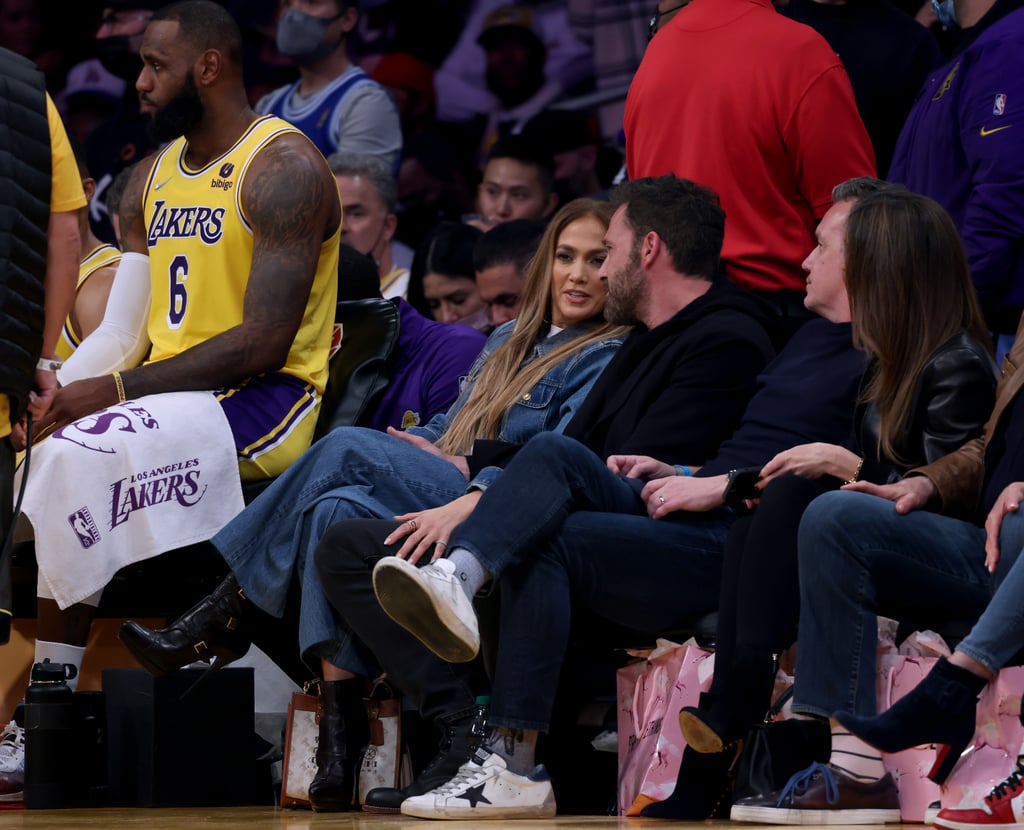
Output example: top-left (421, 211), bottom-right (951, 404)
top-left (832, 176), bottom-right (904, 204)
top-left (473, 218), bottom-right (545, 274)
top-left (485, 135), bottom-right (555, 196)
top-left (153, 0), bottom-right (243, 65)
top-left (611, 175), bottom-right (725, 281)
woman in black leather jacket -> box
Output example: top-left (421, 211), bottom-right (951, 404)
top-left (652, 190), bottom-right (998, 819)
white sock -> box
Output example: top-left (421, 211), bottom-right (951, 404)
top-left (830, 723), bottom-right (886, 782)
top-left (34, 641), bottom-right (86, 692)
top-left (445, 547), bottom-right (490, 598)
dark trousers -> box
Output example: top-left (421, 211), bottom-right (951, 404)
top-left (709, 474), bottom-right (828, 708)
top-left (314, 518), bottom-right (478, 725)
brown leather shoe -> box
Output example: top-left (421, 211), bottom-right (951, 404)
top-left (730, 762), bottom-right (901, 825)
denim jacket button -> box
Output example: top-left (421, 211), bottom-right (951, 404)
top-left (522, 393), bottom-right (531, 400)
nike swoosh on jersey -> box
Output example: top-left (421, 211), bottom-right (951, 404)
top-left (980, 124), bottom-right (1012, 137)
top-left (153, 177), bottom-right (173, 190)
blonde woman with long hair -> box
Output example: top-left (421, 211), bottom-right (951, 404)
top-left (120, 198), bottom-right (628, 811)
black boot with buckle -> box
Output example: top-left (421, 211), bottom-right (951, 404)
top-left (118, 572), bottom-right (254, 677)
top-left (309, 678), bottom-right (371, 812)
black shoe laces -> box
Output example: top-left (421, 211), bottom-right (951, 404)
top-left (987, 757), bottom-right (1024, 804)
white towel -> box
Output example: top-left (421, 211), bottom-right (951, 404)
top-left (19, 391), bottom-right (245, 609)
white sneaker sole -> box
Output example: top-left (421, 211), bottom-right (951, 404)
top-left (401, 799), bottom-right (556, 819)
top-left (0, 791), bottom-right (23, 803)
top-left (935, 819), bottom-right (1021, 830)
top-left (373, 559), bottom-right (479, 663)
top-left (730, 804), bottom-right (901, 825)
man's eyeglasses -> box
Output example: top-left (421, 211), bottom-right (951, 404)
top-left (649, 1), bottom-right (690, 40)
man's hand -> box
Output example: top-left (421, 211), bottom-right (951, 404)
top-left (34, 375), bottom-right (120, 440)
top-left (606, 454), bottom-right (676, 480)
top-left (642, 474), bottom-right (729, 518)
top-left (387, 427), bottom-right (470, 480)
top-left (28, 366), bottom-right (59, 420)
top-left (983, 482), bottom-right (1024, 573)
top-left (842, 475), bottom-right (938, 515)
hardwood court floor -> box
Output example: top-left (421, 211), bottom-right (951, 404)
top-left (0, 808), bottom-right (922, 830)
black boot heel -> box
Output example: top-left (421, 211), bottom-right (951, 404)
top-left (118, 573), bottom-right (254, 677)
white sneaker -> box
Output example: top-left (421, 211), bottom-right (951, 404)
top-left (372, 557), bottom-right (480, 662)
top-left (0, 722), bottom-right (25, 802)
top-left (400, 749), bottom-right (556, 820)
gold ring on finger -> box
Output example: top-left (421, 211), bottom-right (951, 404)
top-left (408, 519), bottom-right (418, 530)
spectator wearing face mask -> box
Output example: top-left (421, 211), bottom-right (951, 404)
top-left (257, 0), bottom-right (401, 170)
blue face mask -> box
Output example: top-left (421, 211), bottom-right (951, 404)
top-left (931, 0), bottom-right (958, 28)
top-left (276, 8), bottom-right (343, 63)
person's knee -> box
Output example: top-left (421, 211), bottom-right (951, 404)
top-left (315, 518), bottom-right (398, 578)
top-left (797, 490), bottom-right (882, 570)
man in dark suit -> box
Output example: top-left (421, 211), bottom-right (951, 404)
top-left (314, 175), bottom-right (779, 817)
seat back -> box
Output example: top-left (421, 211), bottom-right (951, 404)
top-left (312, 297), bottom-right (401, 442)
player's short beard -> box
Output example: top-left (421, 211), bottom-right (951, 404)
top-left (147, 73), bottom-right (204, 143)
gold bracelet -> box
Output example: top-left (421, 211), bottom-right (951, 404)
top-left (845, 456), bottom-right (864, 485)
top-left (112, 371), bottom-right (127, 404)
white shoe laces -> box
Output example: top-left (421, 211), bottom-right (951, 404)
top-left (0, 724), bottom-right (24, 770)
top-left (429, 758), bottom-right (492, 796)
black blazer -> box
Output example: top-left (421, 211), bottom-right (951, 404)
top-left (467, 281), bottom-right (777, 477)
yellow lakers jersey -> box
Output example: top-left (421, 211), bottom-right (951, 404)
top-left (56, 242), bottom-right (122, 360)
top-left (141, 115), bottom-right (339, 394)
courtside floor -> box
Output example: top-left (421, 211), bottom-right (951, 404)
top-left (0, 809), bottom-right (923, 829)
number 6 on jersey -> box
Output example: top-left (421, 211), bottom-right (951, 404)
top-left (168, 253), bottom-right (188, 329)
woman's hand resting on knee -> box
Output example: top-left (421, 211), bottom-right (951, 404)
top-left (386, 492), bottom-right (484, 564)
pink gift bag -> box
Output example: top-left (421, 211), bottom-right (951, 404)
top-left (877, 654), bottom-right (942, 821)
top-left (615, 639), bottom-right (714, 816)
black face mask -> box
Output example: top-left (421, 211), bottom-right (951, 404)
top-left (96, 35), bottom-right (143, 83)
top-left (146, 73), bottom-right (205, 144)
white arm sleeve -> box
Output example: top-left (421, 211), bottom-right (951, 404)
top-left (57, 251), bottom-right (153, 385)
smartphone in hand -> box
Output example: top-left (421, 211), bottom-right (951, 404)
top-left (722, 466), bottom-right (763, 505)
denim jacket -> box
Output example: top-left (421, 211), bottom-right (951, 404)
top-left (406, 319), bottom-right (623, 490)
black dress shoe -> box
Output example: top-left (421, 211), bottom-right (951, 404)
top-left (118, 572), bottom-right (253, 677)
top-left (362, 710), bottom-right (477, 813)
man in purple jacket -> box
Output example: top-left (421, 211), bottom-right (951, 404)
top-left (888, 0), bottom-right (1024, 355)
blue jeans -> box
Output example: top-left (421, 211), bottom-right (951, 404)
top-left (451, 432), bottom-right (652, 577)
top-left (489, 508), bottom-right (732, 731)
top-left (955, 509), bottom-right (1024, 672)
top-left (792, 491), bottom-right (993, 718)
top-left (211, 427), bottom-right (469, 667)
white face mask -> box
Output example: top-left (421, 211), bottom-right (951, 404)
top-left (276, 8), bottom-right (343, 63)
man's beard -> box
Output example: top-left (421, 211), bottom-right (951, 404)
top-left (604, 243), bottom-right (647, 325)
top-left (146, 74), bottom-right (204, 144)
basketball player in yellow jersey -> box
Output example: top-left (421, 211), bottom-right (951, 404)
top-left (38, 0), bottom-right (341, 481)
top-left (55, 151), bottom-right (122, 361)
top-left (15, 0), bottom-right (341, 699)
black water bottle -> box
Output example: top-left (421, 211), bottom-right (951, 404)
top-left (23, 659), bottom-right (76, 809)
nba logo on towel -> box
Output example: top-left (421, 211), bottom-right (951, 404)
top-left (994, 94), bottom-right (1006, 115)
top-left (69, 507), bottom-right (101, 548)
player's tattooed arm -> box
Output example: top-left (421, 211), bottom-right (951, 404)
top-left (118, 156), bottom-right (157, 255)
top-left (117, 133), bottom-right (339, 400)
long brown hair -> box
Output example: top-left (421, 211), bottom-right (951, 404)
top-left (844, 190), bottom-right (990, 462)
top-left (438, 199), bottom-right (629, 454)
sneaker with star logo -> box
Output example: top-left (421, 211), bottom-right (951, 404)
top-left (0, 722), bottom-right (25, 802)
top-left (400, 748), bottom-right (556, 819)
top-left (935, 755), bottom-right (1024, 830)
